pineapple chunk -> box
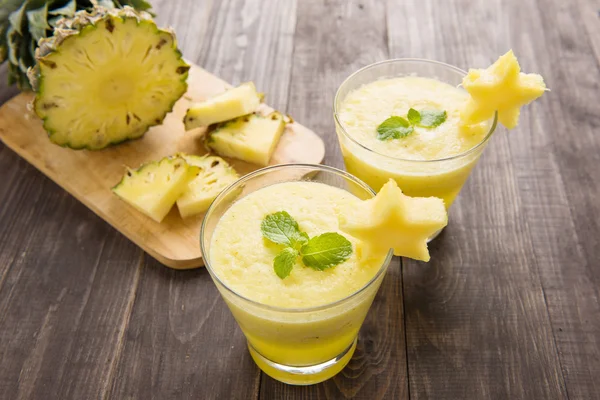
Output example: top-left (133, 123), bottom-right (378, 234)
top-left (460, 50), bottom-right (546, 129)
top-left (176, 154), bottom-right (239, 218)
top-left (206, 111), bottom-right (286, 166)
top-left (183, 82), bottom-right (261, 130)
top-left (112, 157), bottom-right (200, 223)
top-left (339, 179), bottom-right (447, 262)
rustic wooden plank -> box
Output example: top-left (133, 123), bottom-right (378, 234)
top-left (575, 0), bottom-right (600, 65)
top-left (105, 1), bottom-right (297, 398)
top-left (0, 155), bottom-right (143, 399)
top-left (504, 0), bottom-right (600, 398)
top-left (106, 258), bottom-right (261, 399)
top-left (259, 1), bottom-right (408, 398)
top-left (387, 0), bottom-right (568, 398)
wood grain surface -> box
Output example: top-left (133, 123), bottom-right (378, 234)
top-left (1, 0), bottom-right (599, 399)
top-left (0, 64), bottom-right (325, 270)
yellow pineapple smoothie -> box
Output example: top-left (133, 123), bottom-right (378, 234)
top-left (335, 60), bottom-right (497, 209)
top-left (203, 169), bottom-right (392, 385)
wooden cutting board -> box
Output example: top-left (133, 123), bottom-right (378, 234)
top-left (0, 64), bottom-right (325, 269)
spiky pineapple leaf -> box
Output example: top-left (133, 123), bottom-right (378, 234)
top-left (8, 1), bottom-right (28, 34)
top-left (6, 26), bottom-right (20, 65)
top-left (17, 34), bottom-right (34, 73)
top-left (115, 0), bottom-right (153, 12)
top-left (96, 0), bottom-right (116, 8)
top-left (49, 0), bottom-right (77, 17)
top-left (26, 3), bottom-right (50, 41)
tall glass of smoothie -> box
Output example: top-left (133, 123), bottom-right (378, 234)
top-left (334, 59), bottom-right (498, 228)
top-left (200, 164), bottom-right (393, 385)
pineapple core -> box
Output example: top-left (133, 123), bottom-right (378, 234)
top-left (339, 179), bottom-right (447, 262)
top-left (460, 50), bottom-right (547, 129)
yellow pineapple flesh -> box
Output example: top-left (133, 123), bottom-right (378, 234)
top-left (29, 6), bottom-right (189, 150)
top-left (112, 156), bottom-right (199, 223)
top-left (339, 179), bottom-right (447, 262)
top-left (460, 50), bottom-right (547, 129)
top-left (206, 111), bottom-right (286, 166)
top-left (176, 154), bottom-right (239, 218)
top-left (183, 82), bottom-right (261, 130)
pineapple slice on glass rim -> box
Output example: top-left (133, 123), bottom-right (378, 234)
top-left (27, 5), bottom-right (189, 150)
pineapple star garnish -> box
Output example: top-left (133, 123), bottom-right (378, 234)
top-left (339, 180), bottom-right (447, 262)
top-left (460, 50), bottom-right (547, 129)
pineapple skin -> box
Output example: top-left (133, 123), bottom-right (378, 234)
top-left (112, 156), bottom-right (200, 223)
top-left (175, 154), bottom-right (239, 218)
top-left (28, 6), bottom-right (190, 150)
top-left (206, 111), bottom-right (286, 166)
top-left (183, 82), bottom-right (261, 131)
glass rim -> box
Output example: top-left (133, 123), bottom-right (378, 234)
top-left (200, 163), bottom-right (394, 314)
top-left (333, 58), bottom-right (498, 163)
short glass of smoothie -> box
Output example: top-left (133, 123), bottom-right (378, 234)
top-left (200, 164), bottom-right (393, 385)
top-left (334, 59), bottom-right (498, 233)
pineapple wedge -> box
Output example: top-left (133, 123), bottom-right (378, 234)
top-left (183, 82), bottom-right (261, 130)
top-left (339, 179), bottom-right (447, 262)
top-left (176, 154), bottom-right (239, 218)
top-left (112, 156), bottom-right (200, 223)
top-left (206, 111), bottom-right (286, 166)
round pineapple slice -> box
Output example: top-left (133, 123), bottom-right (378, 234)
top-left (27, 6), bottom-right (189, 150)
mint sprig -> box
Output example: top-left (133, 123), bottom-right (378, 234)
top-left (261, 211), bottom-right (352, 279)
top-left (376, 116), bottom-right (414, 140)
top-left (301, 233), bottom-right (353, 270)
top-left (376, 108), bottom-right (447, 141)
top-left (414, 109), bottom-right (447, 128)
top-left (273, 247), bottom-right (299, 279)
top-left (261, 211), bottom-right (309, 248)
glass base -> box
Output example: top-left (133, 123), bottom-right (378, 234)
top-left (247, 338), bottom-right (357, 385)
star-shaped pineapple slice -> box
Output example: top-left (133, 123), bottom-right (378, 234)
top-left (339, 180), bottom-right (447, 262)
top-left (460, 50), bottom-right (547, 129)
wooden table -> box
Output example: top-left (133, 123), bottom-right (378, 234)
top-left (1, 1), bottom-right (598, 399)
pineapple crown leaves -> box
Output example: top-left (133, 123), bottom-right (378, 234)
top-left (0, 0), bottom-right (154, 90)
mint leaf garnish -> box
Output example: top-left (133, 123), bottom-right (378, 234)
top-left (376, 108), bottom-right (447, 140)
top-left (376, 116), bottom-right (414, 140)
top-left (418, 110), bottom-right (447, 128)
top-left (273, 247), bottom-right (298, 279)
top-left (300, 232), bottom-right (353, 271)
top-left (407, 108), bottom-right (421, 125)
top-left (261, 211), bottom-right (307, 248)
top-left (261, 212), bottom-right (353, 279)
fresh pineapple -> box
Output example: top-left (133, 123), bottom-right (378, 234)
top-left (1, 0), bottom-right (153, 90)
top-left (112, 156), bottom-right (200, 223)
top-left (339, 179), bottom-right (447, 262)
top-left (460, 50), bottom-right (546, 129)
top-left (26, 5), bottom-right (189, 150)
top-left (183, 82), bottom-right (261, 130)
top-left (176, 154), bottom-right (239, 218)
top-left (206, 111), bottom-right (286, 166)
